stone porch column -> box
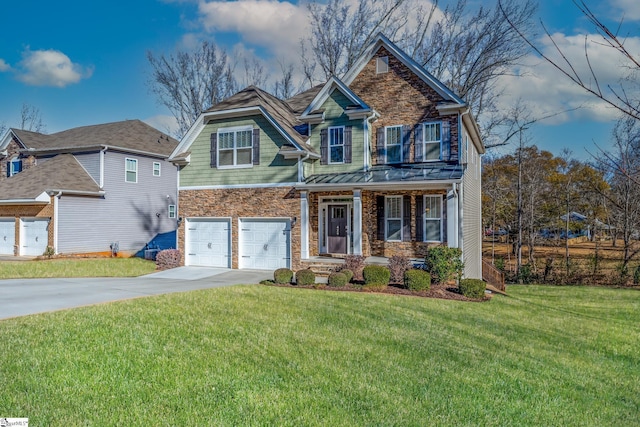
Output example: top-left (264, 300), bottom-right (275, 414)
top-left (353, 189), bottom-right (363, 255)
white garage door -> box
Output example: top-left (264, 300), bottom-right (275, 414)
top-left (21, 218), bottom-right (49, 256)
top-left (186, 218), bottom-right (231, 267)
top-left (239, 219), bottom-right (290, 270)
top-left (0, 219), bottom-right (16, 255)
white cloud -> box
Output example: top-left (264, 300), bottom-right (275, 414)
top-left (612, 0), bottom-right (640, 21)
top-left (197, 0), bottom-right (308, 59)
top-left (0, 59), bottom-right (10, 72)
top-left (144, 114), bottom-right (180, 138)
top-left (17, 49), bottom-right (92, 87)
top-left (498, 31), bottom-right (640, 124)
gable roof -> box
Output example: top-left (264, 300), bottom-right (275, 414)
top-left (298, 76), bottom-right (372, 120)
top-left (171, 86), bottom-right (319, 161)
top-left (0, 154), bottom-right (103, 204)
top-left (5, 120), bottom-right (178, 158)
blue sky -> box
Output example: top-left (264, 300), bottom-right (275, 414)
top-left (1, 0), bottom-right (638, 161)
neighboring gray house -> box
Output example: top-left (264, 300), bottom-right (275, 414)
top-left (0, 120), bottom-right (179, 257)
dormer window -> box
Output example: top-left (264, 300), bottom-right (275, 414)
top-left (376, 56), bottom-right (389, 74)
top-left (7, 157), bottom-right (22, 177)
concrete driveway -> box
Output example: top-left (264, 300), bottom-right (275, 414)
top-left (0, 267), bottom-right (273, 320)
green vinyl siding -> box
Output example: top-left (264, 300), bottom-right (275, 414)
top-left (308, 90), bottom-right (365, 174)
top-left (179, 115), bottom-right (298, 187)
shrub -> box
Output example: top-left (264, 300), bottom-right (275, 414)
top-left (327, 272), bottom-right (348, 287)
top-left (404, 269), bottom-right (431, 291)
top-left (156, 249), bottom-right (181, 270)
top-left (295, 269), bottom-right (316, 286)
top-left (425, 246), bottom-right (463, 284)
top-left (344, 255), bottom-right (366, 281)
top-left (274, 268), bottom-right (293, 284)
top-left (519, 264), bottom-right (533, 284)
top-left (363, 265), bottom-right (390, 285)
top-left (43, 246), bottom-right (55, 259)
top-left (388, 255), bottom-right (411, 284)
top-left (495, 257), bottom-right (505, 272)
top-left (337, 268), bottom-right (353, 283)
top-left (458, 279), bottom-right (486, 299)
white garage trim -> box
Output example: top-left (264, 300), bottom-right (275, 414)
top-left (239, 218), bottom-right (291, 270)
top-left (20, 218), bottom-right (50, 256)
top-left (185, 217), bottom-right (231, 268)
top-left (0, 218), bottom-right (16, 255)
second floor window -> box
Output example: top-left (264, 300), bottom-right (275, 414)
top-left (7, 158), bottom-right (22, 177)
top-left (329, 126), bottom-right (344, 164)
top-left (385, 125), bottom-right (403, 163)
top-left (125, 158), bottom-right (137, 183)
top-left (218, 127), bottom-right (253, 167)
top-left (153, 162), bottom-right (161, 176)
top-left (421, 122), bottom-right (441, 161)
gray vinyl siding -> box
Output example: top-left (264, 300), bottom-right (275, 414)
top-left (461, 136), bottom-right (482, 279)
top-left (57, 151), bottom-right (178, 253)
top-left (74, 152), bottom-right (101, 185)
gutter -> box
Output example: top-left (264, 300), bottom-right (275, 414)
top-left (47, 189), bottom-right (106, 197)
top-left (22, 145), bottom-right (171, 159)
top-left (296, 178), bottom-right (461, 192)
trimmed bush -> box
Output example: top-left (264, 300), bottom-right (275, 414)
top-left (425, 246), bottom-right (463, 284)
top-left (362, 265), bottom-right (391, 285)
top-left (404, 269), bottom-right (431, 291)
top-left (388, 255), bottom-right (411, 284)
top-left (274, 268), bottom-right (293, 284)
top-left (295, 269), bottom-right (316, 286)
top-left (344, 255), bottom-right (366, 281)
top-left (458, 279), bottom-right (486, 299)
top-left (327, 272), bottom-right (348, 287)
top-left (338, 268), bottom-right (354, 283)
top-left (156, 249), bottom-right (181, 270)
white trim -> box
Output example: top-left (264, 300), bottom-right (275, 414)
top-left (0, 191), bottom-right (51, 205)
top-left (168, 204), bottom-right (176, 219)
top-left (376, 56), bottom-right (389, 74)
top-left (327, 126), bottom-right (345, 165)
top-left (385, 125), bottom-right (403, 164)
top-left (124, 157), bottom-right (137, 183)
top-left (153, 162), bottom-right (161, 177)
top-left (238, 217), bottom-right (292, 270)
top-left (299, 76), bottom-right (371, 119)
top-left (353, 189), bottom-right (363, 255)
top-left (184, 217), bottom-right (232, 268)
top-left (216, 125), bottom-right (254, 168)
top-left (99, 148), bottom-right (105, 188)
top-left (179, 182), bottom-right (298, 191)
top-left (423, 194), bottom-right (443, 243)
top-left (420, 121), bottom-right (443, 162)
top-left (319, 198), bottom-right (353, 255)
top-left (298, 179), bottom-right (461, 192)
top-left (300, 191), bottom-right (309, 260)
top-left (384, 195), bottom-right (403, 242)
top-left (53, 193), bottom-right (60, 254)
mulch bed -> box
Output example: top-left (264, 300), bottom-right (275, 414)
top-left (264, 281), bottom-right (490, 302)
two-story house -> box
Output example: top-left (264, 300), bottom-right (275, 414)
top-left (170, 34), bottom-right (485, 278)
top-left (0, 120), bottom-right (179, 257)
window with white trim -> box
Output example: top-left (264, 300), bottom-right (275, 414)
top-left (218, 126), bottom-right (253, 167)
top-left (376, 56), bottom-right (389, 74)
top-left (125, 158), bottom-right (137, 183)
top-left (329, 126), bottom-right (344, 164)
top-left (8, 157), bottom-right (22, 177)
top-left (385, 196), bottom-right (403, 241)
top-left (385, 125), bottom-right (402, 163)
top-left (168, 205), bottom-right (176, 219)
top-left (153, 162), bottom-right (161, 176)
top-left (424, 195), bottom-right (442, 242)
top-left (421, 122), bottom-right (441, 161)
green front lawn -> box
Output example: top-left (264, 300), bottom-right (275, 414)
top-left (0, 257), bottom-right (156, 278)
top-left (0, 285), bottom-right (638, 425)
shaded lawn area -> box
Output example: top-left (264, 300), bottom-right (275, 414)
top-left (0, 285), bottom-right (638, 426)
top-left (0, 257), bottom-right (156, 278)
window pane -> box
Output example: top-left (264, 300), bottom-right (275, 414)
top-left (330, 146), bottom-right (344, 163)
top-left (425, 219), bottom-right (441, 241)
top-left (387, 219), bottom-right (402, 241)
top-left (330, 128), bottom-right (343, 146)
top-left (218, 150), bottom-right (233, 166)
top-left (424, 196), bottom-right (441, 219)
top-left (236, 130), bottom-right (252, 148)
top-left (218, 132), bottom-right (234, 149)
top-left (424, 142), bottom-right (440, 161)
top-left (387, 145), bottom-right (401, 163)
top-left (236, 148), bottom-right (252, 165)
top-left (424, 123), bottom-right (441, 142)
top-left (126, 170), bottom-right (136, 182)
top-left (386, 126), bottom-right (401, 145)
top-left (386, 197), bottom-right (402, 219)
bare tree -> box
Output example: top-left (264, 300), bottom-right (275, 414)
top-left (147, 41), bottom-right (237, 138)
top-left (273, 60), bottom-right (296, 100)
top-left (500, 0), bottom-right (640, 121)
top-left (20, 103), bottom-right (46, 133)
top-left (240, 57), bottom-right (267, 89)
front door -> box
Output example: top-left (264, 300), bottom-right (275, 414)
top-left (327, 205), bottom-right (347, 254)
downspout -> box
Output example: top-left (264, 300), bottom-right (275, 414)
top-left (298, 151), bottom-right (311, 183)
top-left (460, 108), bottom-right (470, 163)
top-left (99, 147), bottom-right (107, 188)
top-left (52, 191), bottom-right (62, 255)
top-left (458, 180), bottom-right (465, 278)
top-left (364, 111), bottom-right (380, 172)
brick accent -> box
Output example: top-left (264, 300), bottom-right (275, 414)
top-left (178, 187), bottom-right (301, 270)
top-left (0, 197), bottom-right (55, 255)
top-left (0, 138), bottom-right (37, 180)
top-left (349, 46), bottom-right (459, 164)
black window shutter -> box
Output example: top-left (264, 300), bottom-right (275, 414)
top-left (416, 195), bottom-right (424, 242)
top-left (402, 125), bottom-right (411, 163)
top-left (376, 195), bottom-right (385, 241)
top-left (376, 127), bottom-right (385, 164)
top-left (16, 160), bottom-right (22, 173)
top-left (442, 121), bottom-right (451, 161)
top-left (320, 128), bottom-right (328, 165)
top-left (210, 133), bottom-right (217, 168)
top-left (6, 164), bottom-right (10, 177)
top-left (414, 124), bottom-right (423, 162)
top-left (344, 126), bottom-right (352, 163)
top-left (442, 194), bottom-right (448, 243)
top-left (252, 128), bottom-right (260, 165)
top-left (402, 195), bottom-right (411, 241)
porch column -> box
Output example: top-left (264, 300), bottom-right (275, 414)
top-left (353, 189), bottom-right (363, 255)
top-left (447, 184), bottom-right (459, 248)
top-left (300, 190), bottom-right (310, 259)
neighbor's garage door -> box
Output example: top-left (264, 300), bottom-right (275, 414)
top-left (239, 219), bottom-right (290, 270)
top-left (0, 218), bottom-right (16, 255)
top-left (21, 218), bottom-right (49, 256)
top-left (185, 218), bottom-right (231, 267)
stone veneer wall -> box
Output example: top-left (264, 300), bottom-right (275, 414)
top-left (0, 199), bottom-right (55, 255)
top-left (310, 189), bottom-right (447, 259)
top-left (0, 139), bottom-right (37, 181)
top-left (179, 187), bottom-right (302, 270)
top-left (348, 46), bottom-right (460, 164)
